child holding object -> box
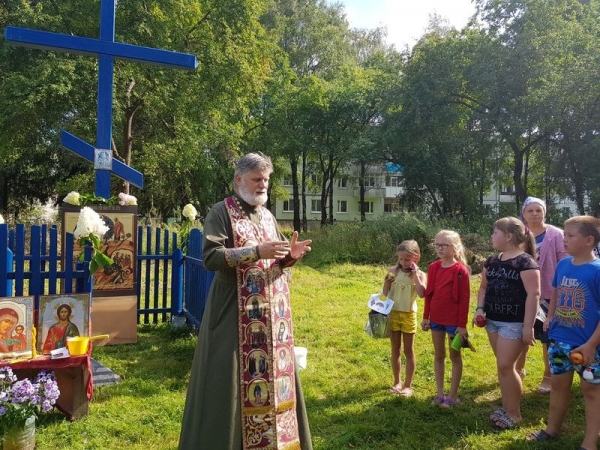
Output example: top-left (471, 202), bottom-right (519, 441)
top-left (474, 217), bottom-right (539, 430)
top-left (382, 240), bottom-right (426, 397)
top-left (527, 216), bottom-right (600, 450)
top-left (422, 230), bottom-right (471, 408)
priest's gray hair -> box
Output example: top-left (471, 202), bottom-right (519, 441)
top-left (234, 152), bottom-right (273, 178)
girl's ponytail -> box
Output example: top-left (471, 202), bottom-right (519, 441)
top-left (494, 217), bottom-right (535, 257)
top-left (523, 227), bottom-right (536, 258)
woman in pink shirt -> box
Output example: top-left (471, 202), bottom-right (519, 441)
top-left (517, 197), bottom-right (567, 394)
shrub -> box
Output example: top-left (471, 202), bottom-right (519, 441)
top-left (301, 213), bottom-right (495, 273)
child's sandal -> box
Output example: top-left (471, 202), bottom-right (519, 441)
top-left (492, 414), bottom-right (517, 430)
top-left (526, 430), bottom-right (555, 441)
top-left (398, 387), bottom-right (414, 397)
top-left (489, 408), bottom-right (506, 421)
top-left (431, 395), bottom-right (445, 405)
top-left (440, 397), bottom-right (460, 408)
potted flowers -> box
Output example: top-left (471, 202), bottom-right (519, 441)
top-left (0, 367), bottom-right (60, 450)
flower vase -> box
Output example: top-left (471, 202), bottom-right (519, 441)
top-left (2, 416), bottom-right (36, 450)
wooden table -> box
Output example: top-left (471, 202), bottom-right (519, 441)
top-left (1, 354), bottom-right (93, 420)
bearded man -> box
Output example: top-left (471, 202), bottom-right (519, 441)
top-left (179, 153), bottom-right (313, 450)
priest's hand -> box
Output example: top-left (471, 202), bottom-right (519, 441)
top-left (258, 241), bottom-right (291, 259)
top-left (289, 231), bottom-right (312, 260)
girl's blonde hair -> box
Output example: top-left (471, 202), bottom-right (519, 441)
top-left (397, 240), bottom-right (421, 261)
top-left (494, 217), bottom-right (536, 257)
top-left (435, 229), bottom-right (470, 273)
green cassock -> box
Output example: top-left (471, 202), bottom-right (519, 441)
top-left (178, 196), bottom-right (312, 450)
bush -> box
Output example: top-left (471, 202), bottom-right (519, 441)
top-left (301, 213), bottom-right (495, 272)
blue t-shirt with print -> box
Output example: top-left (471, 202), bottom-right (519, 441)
top-left (550, 257), bottom-right (600, 348)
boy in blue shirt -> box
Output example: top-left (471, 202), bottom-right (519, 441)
top-left (527, 216), bottom-right (600, 450)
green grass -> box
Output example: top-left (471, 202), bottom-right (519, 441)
top-left (32, 264), bottom-right (587, 449)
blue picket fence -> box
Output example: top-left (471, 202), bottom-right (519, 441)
top-left (0, 224), bottom-right (92, 306)
top-left (180, 228), bottom-right (214, 328)
top-left (0, 223), bottom-right (212, 326)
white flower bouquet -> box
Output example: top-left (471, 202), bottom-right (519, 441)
top-left (74, 207), bottom-right (113, 274)
top-left (179, 203), bottom-right (198, 255)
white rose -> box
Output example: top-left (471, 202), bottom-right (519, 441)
top-left (63, 191), bottom-right (81, 206)
top-left (0, 214), bottom-right (4, 224)
top-left (74, 207), bottom-right (109, 240)
top-left (182, 204), bottom-right (197, 221)
top-left (118, 193), bottom-right (137, 206)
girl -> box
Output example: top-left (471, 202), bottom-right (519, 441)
top-left (382, 240), bottom-right (426, 397)
top-left (422, 230), bottom-right (471, 408)
top-left (474, 217), bottom-right (540, 429)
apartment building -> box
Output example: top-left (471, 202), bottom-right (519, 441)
top-left (273, 163), bottom-right (580, 222)
top-left (273, 163), bottom-right (402, 222)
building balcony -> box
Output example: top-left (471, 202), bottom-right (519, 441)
top-left (353, 187), bottom-right (386, 198)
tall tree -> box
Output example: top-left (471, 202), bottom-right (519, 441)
top-left (0, 0), bottom-right (274, 217)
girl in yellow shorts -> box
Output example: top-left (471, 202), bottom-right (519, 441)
top-left (382, 240), bottom-right (426, 397)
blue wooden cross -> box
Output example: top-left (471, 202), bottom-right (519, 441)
top-left (4, 0), bottom-right (197, 198)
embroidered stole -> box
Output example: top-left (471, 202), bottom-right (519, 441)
top-left (225, 196), bottom-right (301, 450)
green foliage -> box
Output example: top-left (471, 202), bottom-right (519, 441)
top-left (302, 214), bottom-right (438, 266)
top-left (77, 234), bottom-right (114, 275)
top-left (301, 213), bottom-right (498, 270)
top-left (4, 0), bottom-right (600, 220)
top-left (75, 193), bottom-right (120, 207)
top-left (0, 0), bottom-right (275, 216)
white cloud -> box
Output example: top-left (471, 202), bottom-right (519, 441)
top-left (337, 0), bottom-right (476, 49)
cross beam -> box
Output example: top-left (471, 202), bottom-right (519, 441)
top-left (4, 27), bottom-right (197, 71)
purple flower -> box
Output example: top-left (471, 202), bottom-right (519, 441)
top-left (0, 370), bottom-right (60, 430)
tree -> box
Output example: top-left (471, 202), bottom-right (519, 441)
top-left (383, 27), bottom-right (491, 219)
top-left (0, 0), bottom-right (274, 217)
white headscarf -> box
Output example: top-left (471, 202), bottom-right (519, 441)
top-left (521, 196), bottom-right (546, 224)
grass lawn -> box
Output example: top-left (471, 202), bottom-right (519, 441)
top-left (33, 263), bottom-right (587, 449)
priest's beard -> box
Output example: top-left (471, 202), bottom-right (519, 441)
top-left (238, 183), bottom-right (268, 206)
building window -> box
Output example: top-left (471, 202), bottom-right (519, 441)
top-left (309, 173), bottom-right (321, 184)
top-left (337, 200), bottom-right (347, 213)
top-left (282, 200), bottom-right (294, 212)
top-left (364, 175), bottom-right (377, 187)
top-left (387, 176), bottom-right (400, 187)
top-left (282, 176), bottom-right (293, 186)
top-left (358, 201), bottom-right (374, 214)
top-left (500, 183), bottom-right (515, 194)
top-left (311, 199), bottom-right (322, 212)
top-left (337, 177), bottom-right (348, 189)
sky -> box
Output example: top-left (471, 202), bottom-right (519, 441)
top-left (334, 0), bottom-right (477, 49)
